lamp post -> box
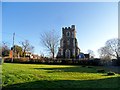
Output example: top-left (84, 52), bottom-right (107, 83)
top-left (11, 33), bottom-right (15, 62)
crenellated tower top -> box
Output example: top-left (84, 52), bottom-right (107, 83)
top-left (62, 25), bottom-right (76, 38)
top-left (62, 25), bottom-right (75, 30)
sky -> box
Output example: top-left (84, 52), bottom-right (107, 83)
top-left (2, 2), bottom-right (118, 57)
top-left (2, 0), bottom-right (120, 2)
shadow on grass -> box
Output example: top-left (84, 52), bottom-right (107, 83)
top-left (2, 77), bottom-right (120, 90)
top-left (101, 66), bottom-right (120, 74)
top-left (33, 66), bottom-right (120, 74)
top-left (33, 66), bottom-right (106, 74)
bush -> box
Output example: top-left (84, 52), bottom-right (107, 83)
top-left (82, 65), bottom-right (86, 67)
top-left (87, 66), bottom-right (93, 68)
top-left (97, 69), bottom-right (105, 73)
top-left (4, 57), bottom-right (29, 63)
top-left (3, 58), bottom-right (102, 66)
top-left (4, 58), bottom-right (11, 62)
top-left (13, 58), bottom-right (29, 63)
top-left (112, 59), bottom-right (120, 66)
top-left (107, 72), bottom-right (115, 76)
top-left (29, 59), bottom-right (42, 63)
top-left (76, 59), bottom-right (100, 66)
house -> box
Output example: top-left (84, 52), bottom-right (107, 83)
top-left (78, 53), bottom-right (90, 60)
top-left (32, 54), bottom-right (41, 59)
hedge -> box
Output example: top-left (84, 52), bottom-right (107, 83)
top-left (3, 58), bottom-right (102, 66)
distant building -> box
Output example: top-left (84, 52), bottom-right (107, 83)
top-left (57, 25), bottom-right (80, 59)
top-left (25, 52), bottom-right (41, 59)
top-left (78, 53), bottom-right (90, 60)
top-left (84, 54), bottom-right (90, 59)
top-left (78, 53), bottom-right (85, 59)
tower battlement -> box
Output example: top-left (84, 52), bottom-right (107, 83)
top-left (62, 25), bottom-right (75, 30)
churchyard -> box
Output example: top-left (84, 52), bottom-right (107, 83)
top-left (1, 63), bottom-right (120, 89)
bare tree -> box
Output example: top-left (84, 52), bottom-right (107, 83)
top-left (21, 40), bottom-right (34, 57)
top-left (98, 46), bottom-right (112, 60)
top-left (39, 51), bottom-right (44, 57)
top-left (106, 38), bottom-right (120, 59)
top-left (40, 30), bottom-right (60, 58)
top-left (2, 42), bottom-right (10, 57)
top-left (87, 49), bottom-right (95, 59)
top-left (98, 38), bottom-right (120, 60)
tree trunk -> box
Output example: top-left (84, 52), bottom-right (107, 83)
top-left (52, 52), bottom-right (54, 59)
top-left (23, 50), bottom-right (26, 57)
top-left (116, 52), bottom-right (119, 60)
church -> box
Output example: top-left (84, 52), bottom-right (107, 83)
top-left (57, 25), bottom-right (80, 59)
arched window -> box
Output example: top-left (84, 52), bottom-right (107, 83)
top-left (72, 32), bottom-right (74, 38)
top-left (66, 32), bottom-right (70, 37)
top-left (65, 49), bottom-right (70, 58)
top-left (72, 49), bottom-right (75, 55)
top-left (73, 39), bottom-right (75, 47)
top-left (67, 40), bottom-right (70, 45)
top-left (61, 49), bottom-right (63, 56)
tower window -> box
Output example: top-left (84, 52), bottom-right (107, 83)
top-left (65, 49), bottom-right (70, 58)
top-left (73, 39), bottom-right (75, 47)
top-left (66, 32), bottom-right (70, 37)
top-left (72, 32), bottom-right (74, 38)
top-left (67, 40), bottom-right (70, 45)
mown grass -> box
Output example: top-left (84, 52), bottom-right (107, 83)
top-left (1, 63), bottom-right (120, 89)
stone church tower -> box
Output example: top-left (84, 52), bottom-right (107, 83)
top-left (57, 25), bottom-right (80, 59)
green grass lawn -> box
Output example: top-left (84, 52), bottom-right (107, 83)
top-left (1, 63), bottom-right (120, 89)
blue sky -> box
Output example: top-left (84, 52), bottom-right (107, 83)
top-left (2, 2), bottom-right (118, 57)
